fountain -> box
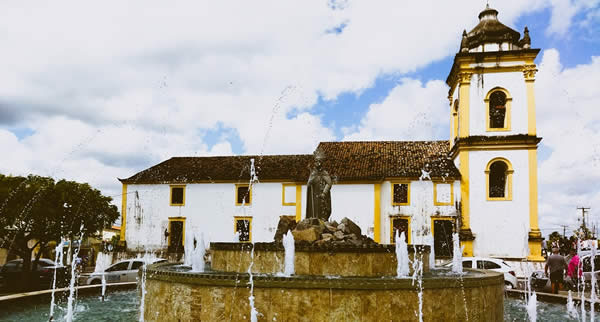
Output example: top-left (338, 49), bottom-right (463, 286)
top-left (140, 160), bottom-right (504, 321)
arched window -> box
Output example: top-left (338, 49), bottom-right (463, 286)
top-left (485, 158), bottom-right (513, 201)
top-left (485, 88), bottom-right (512, 131)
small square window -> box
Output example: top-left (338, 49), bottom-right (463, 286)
top-left (170, 186), bottom-right (185, 206)
top-left (392, 183), bottom-right (409, 205)
top-left (282, 184), bottom-right (296, 206)
top-left (235, 217), bottom-right (252, 242)
top-left (236, 184), bottom-right (251, 205)
top-left (434, 183), bottom-right (453, 206)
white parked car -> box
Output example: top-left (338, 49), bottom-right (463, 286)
top-left (446, 257), bottom-right (517, 289)
top-left (85, 258), bottom-right (166, 285)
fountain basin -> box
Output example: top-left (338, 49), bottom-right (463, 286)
top-left (144, 264), bottom-right (504, 321)
top-left (211, 242), bottom-right (430, 277)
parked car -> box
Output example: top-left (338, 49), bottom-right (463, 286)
top-left (0, 258), bottom-right (68, 291)
top-left (85, 258), bottom-right (166, 285)
top-left (445, 257), bottom-right (518, 289)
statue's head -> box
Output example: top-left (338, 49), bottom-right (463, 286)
top-left (314, 149), bottom-right (325, 169)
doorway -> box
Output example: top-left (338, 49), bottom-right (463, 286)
top-left (433, 219), bottom-right (454, 257)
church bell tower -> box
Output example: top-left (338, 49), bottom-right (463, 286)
top-left (446, 5), bottom-right (544, 261)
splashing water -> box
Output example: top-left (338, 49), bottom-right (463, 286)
top-left (411, 248), bottom-right (424, 322)
top-left (283, 231), bottom-right (295, 276)
top-left (396, 231), bottom-right (410, 277)
top-left (65, 226), bottom-right (84, 322)
top-left (428, 234), bottom-right (435, 269)
top-left (419, 169), bottom-right (431, 181)
top-left (248, 246), bottom-right (259, 322)
top-left (49, 239), bottom-right (64, 320)
top-left (451, 233), bottom-right (463, 274)
top-left (567, 291), bottom-right (578, 318)
top-left (192, 234), bottom-right (206, 272)
top-left (526, 292), bottom-right (537, 322)
top-left (139, 252), bottom-right (158, 322)
top-left (94, 252), bottom-right (112, 300)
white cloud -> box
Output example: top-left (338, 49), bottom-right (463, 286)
top-left (342, 79), bottom-right (449, 141)
top-left (536, 49), bottom-right (600, 233)
top-left (546, 0), bottom-right (600, 36)
top-left (0, 1), bottom-right (596, 213)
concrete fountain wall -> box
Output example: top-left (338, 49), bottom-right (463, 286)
top-left (143, 243), bottom-right (504, 322)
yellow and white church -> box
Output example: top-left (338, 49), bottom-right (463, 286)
top-left (119, 6), bottom-right (545, 265)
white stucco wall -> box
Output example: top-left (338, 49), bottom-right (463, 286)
top-left (124, 182), bottom-right (300, 250)
top-left (468, 150), bottom-right (530, 258)
top-left (329, 184), bottom-right (375, 237)
top-left (468, 69), bottom-right (528, 136)
top-left (379, 180), bottom-right (460, 245)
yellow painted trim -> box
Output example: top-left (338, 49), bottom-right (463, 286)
top-left (484, 87), bottom-right (512, 132)
top-left (459, 151), bottom-right (470, 230)
top-left (460, 240), bottom-right (474, 257)
top-left (433, 182), bottom-right (454, 206)
top-left (234, 216), bottom-right (253, 242)
top-left (169, 185), bottom-right (186, 206)
top-left (528, 150), bottom-right (539, 231)
top-left (430, 216), bottom-right (456, 240)
top-left (374, 184), bottom-right (381, 243)
top-left (235, 184), bottom-right (252, 206)
top-left (167, 217), bottom-right (186, 247)
top-left (390, 182), bottom-right (410, 206)
top-left (452, 99), bottom-right (459, 146)
top-left (485, 158), bottom-right (514, 201)
top-left (281, 183), bottom-right (296, 206)
top-left (527, 240), bottom-right (545, 262)
top-left (458, 75), bottom-right (471, 138)
top-left (120, 184), bottom-right (127, 241)
top-left (295, 185), bottom-right (302, 222)
top-left (526, 79), bottom-right (536, 135)
top-left (389, 215), bottom-right (411, 244)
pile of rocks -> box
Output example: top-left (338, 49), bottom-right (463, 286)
top-left (274, 216), bottom-right (377, 247)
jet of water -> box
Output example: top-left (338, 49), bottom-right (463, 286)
top-left (526, 292), bottom-right (537, 322)
top-left (283, 231), bottom-right (295, 276)
top-left (428, 235), bottom-right (435, 269)
top-left (49, 239), bottom-right (64, 319)
top-left (191, 233), bottom-right (206, 272)
top-left (65, 225), bottom-right (84, 322)
top-left (451, 233), bottom-right (463, 274)
top-left (396, 231), bottom-right (410, 277)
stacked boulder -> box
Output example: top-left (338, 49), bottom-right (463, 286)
top-left (275, 216), bottom-right (377, 247)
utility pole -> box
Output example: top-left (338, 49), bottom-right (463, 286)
top-left (577, 207), bottom-right (591, 238)
top-left (560, 225), bottom-right (569, 239)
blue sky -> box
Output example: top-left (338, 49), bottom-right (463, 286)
top-left (0, 1), bottom-right (599, 237)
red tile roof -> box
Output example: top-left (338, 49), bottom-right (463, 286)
top-left (120, 141), bottom-right (460, 184)
top-left (317, 141), bottom-right (460, 181)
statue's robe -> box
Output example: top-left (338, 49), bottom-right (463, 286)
top-left (306, 169), bottom-right (332, 221)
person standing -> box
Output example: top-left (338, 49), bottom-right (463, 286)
top-left (545, 247), bottom-right (567, 294)
top-left (567, 248), bottom-right (582, 291)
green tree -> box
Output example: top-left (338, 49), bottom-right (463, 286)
top-left (0, 174), bottom-right (119, 290)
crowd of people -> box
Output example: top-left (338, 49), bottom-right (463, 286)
top-left (544, 245), bottom-right (583, 294)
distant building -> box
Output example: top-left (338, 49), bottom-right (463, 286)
top-left (119, 6), bottom-right (544, 262)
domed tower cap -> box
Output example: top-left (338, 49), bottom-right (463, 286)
top-left (478, 4), bottom-right (499, 20)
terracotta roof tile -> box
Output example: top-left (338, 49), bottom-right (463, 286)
top-left (120, 141), bottom-right (460, 184)
top-left (317, 141), bottom-right (460, 181)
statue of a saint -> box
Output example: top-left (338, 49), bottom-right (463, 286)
top-left (306, 152), bottom-right (332, 221)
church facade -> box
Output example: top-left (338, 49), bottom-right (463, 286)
top-left (119, 6), bottom-right (544, 262)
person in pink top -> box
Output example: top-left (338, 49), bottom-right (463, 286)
top-left (567, 248), bottom-right (582, 290)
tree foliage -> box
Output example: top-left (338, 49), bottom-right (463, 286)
top-left (0, 174), bottom-right (119, 276)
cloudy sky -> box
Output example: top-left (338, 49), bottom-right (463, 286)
top-left (0, 1), bottom-right (598, 237)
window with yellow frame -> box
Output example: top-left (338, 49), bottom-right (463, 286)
top-left (433, 182), bottom-right (454, 206)
top-left (234, 216), bottom-right (252, 242)
top-left (170, 185), bottom-right (186, 206)
top-left (281, 183), bottom-right (296, 206)
top-left (235, 184), bottom-right (252, 206)
top-left (485, 158), bottom-right (513, 201)
top-left (391, 182), bottom-right (410, 206)
top-left (485, 87), bottom-right (512, 132)
top-left (389, 216), bottom-right (411, 244)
